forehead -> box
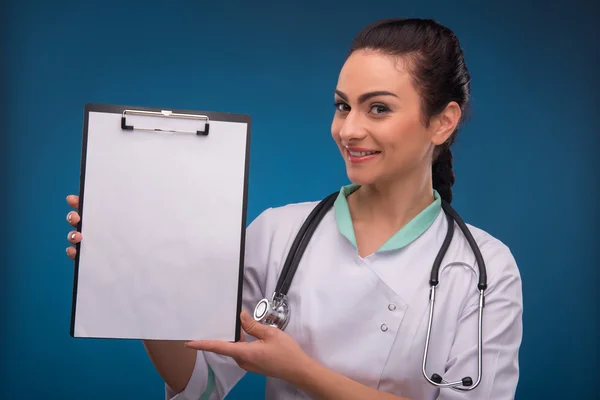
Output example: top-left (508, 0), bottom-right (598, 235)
top-left (336, 50), bottom-right (416, 97)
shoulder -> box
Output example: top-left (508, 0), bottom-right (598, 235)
top-left (453, 219), bottom-right (522, 299)
top-left (244, 199), bottom-right (323, 262)
top-left (247, 200), bottom-right (321, 237)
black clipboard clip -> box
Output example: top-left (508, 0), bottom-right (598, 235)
top-left (121, 109), bottom-right (210, 136)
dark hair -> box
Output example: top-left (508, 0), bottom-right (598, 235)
top-left (348, 18), bottom-right (471, 203)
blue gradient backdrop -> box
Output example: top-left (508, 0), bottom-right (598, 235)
top-left (2, 0), bottom-right (598, 399)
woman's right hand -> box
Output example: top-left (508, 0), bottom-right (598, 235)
top-left (66, 195), bottom-right (82, 260)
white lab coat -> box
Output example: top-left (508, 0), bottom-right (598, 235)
top-left (166, 191), bottom-right (523, 400)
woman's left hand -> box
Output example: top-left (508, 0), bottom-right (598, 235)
top-left (185, 310), bottom-right (313, 384)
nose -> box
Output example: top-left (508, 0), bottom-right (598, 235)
top-left (337, 111), bottom-right (367, 144)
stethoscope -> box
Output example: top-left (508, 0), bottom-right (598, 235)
top-left (253, 191), bottom-right (487, 392)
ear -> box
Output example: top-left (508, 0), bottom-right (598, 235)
top-left (430, 101), bottom-right (462, 146)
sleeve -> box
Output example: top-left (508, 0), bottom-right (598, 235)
top-left (437, 242), bottom-right (523, 400)
top-left (165, 207), bottom-right (275, 400)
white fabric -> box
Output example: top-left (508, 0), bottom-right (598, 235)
top-left (167, 200), bottom-right (523, 399)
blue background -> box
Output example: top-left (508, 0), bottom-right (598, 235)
top-left (2, 0), bottom-right (598, 398)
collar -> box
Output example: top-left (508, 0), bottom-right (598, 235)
top-left (333, 184), bottom-right (442, 253)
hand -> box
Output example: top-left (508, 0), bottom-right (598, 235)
top-left (65, 195), bottom-right (82, 259)
top-left (185, 310), bottom-right (313, 384)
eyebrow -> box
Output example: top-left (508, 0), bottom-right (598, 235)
top-left (335, 89), bottom-right (399, 104)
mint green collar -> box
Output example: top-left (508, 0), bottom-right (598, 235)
top-left (333, 184), bottom-right (442, 253)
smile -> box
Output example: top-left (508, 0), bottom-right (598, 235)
top-left (348, 150), bottom-right (378, 156)
top-left (345, 147), bottom-right (381, 163)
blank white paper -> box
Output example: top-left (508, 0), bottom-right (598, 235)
top-left (72, 110), bottom-right (248, 341)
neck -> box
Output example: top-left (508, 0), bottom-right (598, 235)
top-left (348, 171), bottom-right (435, 232)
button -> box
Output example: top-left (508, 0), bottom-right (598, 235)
top-left (388, 303), bottom-right (396, 311)
top-left (381, 324), bottom-right (388, 332)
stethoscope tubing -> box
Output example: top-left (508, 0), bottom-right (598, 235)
top-left (257, 191), bottom-right (488, 391)
top-left (275, 192), bottom-right (338, 296)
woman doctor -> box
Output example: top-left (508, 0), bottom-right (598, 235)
top-left (65, 18), bottom-right (523, 400)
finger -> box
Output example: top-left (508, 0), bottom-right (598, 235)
top-left (66, 195), bottom-right (79, 209)
top-left (66, 246), bottom-right (77, 260)
top-left (240, 310), bottom-right (273, 339)
top-left (66, 211), bottom-right (80, 227)
top-left (67, 230), bottom-right (82, 244)
top-left (185, 340), bottom-right (246, 358)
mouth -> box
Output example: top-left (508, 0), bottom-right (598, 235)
top-left (345, 147), bottom-right (381, 163)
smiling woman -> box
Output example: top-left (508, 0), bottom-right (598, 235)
top-left (65, 17), bottom-right (522, 400)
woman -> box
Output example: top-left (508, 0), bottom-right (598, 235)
top-left (65, 18), bottom-right (523, 400)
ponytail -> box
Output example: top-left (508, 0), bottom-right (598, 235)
top-left (432, 144), bottom-right (455, 204)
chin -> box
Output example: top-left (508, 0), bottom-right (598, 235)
top-left (345, 169), bottom-right (377, 186)
top-left (341, 150), bottom-right (386, 187)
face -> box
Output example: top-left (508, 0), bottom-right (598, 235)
top-left (331, 49), bottom-right (456, 187)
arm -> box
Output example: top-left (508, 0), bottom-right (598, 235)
top-left (437, 242), bottom-right (523, 399)
top-left (292, 358), bottom-right (411, 400)
top-left (157, 208), bottom-right (274, 399)
top-left (143, 340), bottom-right (197, 393)
top-left (187, 311), bottom-right (412, 400)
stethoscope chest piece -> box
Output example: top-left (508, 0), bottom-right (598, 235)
top-left (251, 191), bottom-right (488, 392)
top-left (253, 293), bottom-right (290, 330)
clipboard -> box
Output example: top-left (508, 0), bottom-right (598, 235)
top-left (70, 104), bottom-right (251, 342)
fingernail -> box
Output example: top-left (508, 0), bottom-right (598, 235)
top-left (67, 212), bottom-right (72, 223)
top-left (70, 233), bottom-right (76, 240)
top-left (66, 248), bottom-right (69, 255)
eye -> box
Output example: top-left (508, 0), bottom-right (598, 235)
top-left (370, 104), bottom-right (390, 115)
top-left (334, 101), bottom-right (350, 113)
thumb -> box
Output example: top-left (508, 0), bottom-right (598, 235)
top-left (240, 309), bottom-right (272, 339)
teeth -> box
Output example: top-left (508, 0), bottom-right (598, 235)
top-left (349, 151), bottom-right (377, 156)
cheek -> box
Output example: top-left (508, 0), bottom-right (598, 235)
top-left (381, 117), bottom-right (429, 162)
